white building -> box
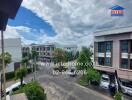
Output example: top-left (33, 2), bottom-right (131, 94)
top-left (0, 38), bottom-right (22, 73)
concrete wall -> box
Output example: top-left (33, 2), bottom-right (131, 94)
top-left (0, 38), bottom-right (22, 72)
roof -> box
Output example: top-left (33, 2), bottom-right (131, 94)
top-left (94, 25), bottom-right (132, 37)
top-left (110, 5), bottom-right (124, 10)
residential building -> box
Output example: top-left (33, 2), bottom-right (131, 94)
top-left (22, 44), bottom-right (55, 62)
top-left (0, 38), bottom-right (22, 73)
top-left (59, 45), bottom-right (78, 55)
top-left (94, 26), bottom-right (132, 83)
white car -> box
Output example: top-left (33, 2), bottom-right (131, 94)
top-left (121, 81), bottom-right (132, 96)
top-left (100, 74), bottom-right (110, 89)
top-left (4, 81), bottom-right (26, 96)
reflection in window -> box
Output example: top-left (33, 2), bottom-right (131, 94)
top-left (121, 59), bottom-right (128, 69)
top-left (105, 57), bottom-right (111, 66)
top-left (98, 42), bottom-right (105, 53)
top-left (121, 40), bottom-right (128, 53)
top-left (98, 57), bottom-right (105, 65)
top-left (130, 59), bottom-right (132, 69)
top-left (106, 42), bottom-right (112, 52)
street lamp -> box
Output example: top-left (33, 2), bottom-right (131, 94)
top-left (0, 0), bottom-right (23, 100)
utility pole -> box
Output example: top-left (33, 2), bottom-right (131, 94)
top-left (34, 56), bottom-right (37, 81)
top-left (1, 30), bottom-right (6, 100)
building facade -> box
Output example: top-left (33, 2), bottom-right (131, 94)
top-left (94, 26), bottom-right (132, 83)
top-left (60, 45), bottom-right (78, 55)
top-left (22, 44), bottom-right (55, 62)
top-left (0, 38), bottom-right (22, 73)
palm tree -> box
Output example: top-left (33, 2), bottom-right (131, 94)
top-left (21, 56), bottom-right (29, 67)
top-left (15, 67), bottom-right (27, 86)
top-left (31, 50), bottom-right (39, 80)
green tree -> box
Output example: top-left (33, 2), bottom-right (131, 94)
top-left (64, 51), bottom-right (73, 62)
top-left (15, 67), bottom-right (27, 86)
top-left (31, 50), bottom-right (39, 60)
top-left (23, 82), bottom-right (46, 100)
top-left (0, 52), bottom-right (12, 70)
top-left (75, 51), bottom-right (79, 59)
top-left (53, 48), bottom-right (66, 72)
top-left (53, 48), bottom-right (65, 63)
top-left (86, 68), bottom-right (101, 85)
top-left (21, 56), bottom-right (29, 67)
top-left (76, 47), bottom-right (93, 74)
top-left (31, 50), bottom-right (39, 80)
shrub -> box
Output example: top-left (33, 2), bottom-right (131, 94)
top-left (86, 68), bottom-right (101, 85)
top-left (23, 82), bottom-right (46, 100)
top-left (5, 72), bottom-right (15, 81)
top-left (115, 92), bottom-right (122, 100)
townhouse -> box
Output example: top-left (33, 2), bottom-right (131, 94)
top-left (22, 44), bottom-right (55, 62)
top-left (94, 26), bottom-right (132, 84)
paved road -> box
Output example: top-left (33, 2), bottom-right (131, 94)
top-left (25, 64), bottom-right (112, 100)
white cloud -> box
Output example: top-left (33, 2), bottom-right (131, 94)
top-left (22, 0), bottom-right (132, 47)
top-left (4, 25), bottom-right (37, 44)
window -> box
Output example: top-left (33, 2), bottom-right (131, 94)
top-left (98, 57), bottom-right (105, 65)
top-left (43, 47), bottom-right (45, 51)
top-left (130, 59), bottom-right (132, 69)
top-left (98, 41), bottom-right (112, 66)
top-left (37, 48), bottom-right (39, 51)
top-left (47, 47), bottom-right (50, 51)
top-left (121, 59), bottom-right (128, 69)
top-left (105, 57), bottom-right (111, 66)
top-left (130, 40), bottom-right (132, 53)
top-left (98, 42), bottom-right (105, 53)
top-left (106, 42), bottom-right (112, 52)
top-left (47, 53), bottom-right (50, 56)
top-left (121, 40), bottom-right (128, 53)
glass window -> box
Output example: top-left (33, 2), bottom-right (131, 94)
top-left (43, 47), bottom-right (45, 51)
top-left (121, 59), bottom-right (128, 69)
top-left (130, 40), bottom-right (132, 53)
top-left (98, 42), bottom-right (105, 53)
top-left (105, 57), bottom-right (111, 66)
top-left (106, 42), bottom-right (112, 52)
top-left (47, 47), bottom-right (50, 51)
top-left (37, 48), bottom-right (39, 51)
top-left (121, 40), bottom-right (128, 53)
top-left (98, 57), bottom-right (105, 65)
top-left (130, 59), bottom-right (132, 69)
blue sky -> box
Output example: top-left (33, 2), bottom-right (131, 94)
top-left (8, 7), bottom-right (56, 42)
top-left (5, 0), bottom-right (132, 46)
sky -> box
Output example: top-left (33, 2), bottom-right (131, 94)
top-left (4, 0), bottom-right (132, 47)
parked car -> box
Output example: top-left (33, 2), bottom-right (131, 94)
top-left (100, 74), bottom-right (110, 89)
top-left (121, 81), bottom-right (132, 96)
top-left (68, 67), bottom-right (76, 77)
top-left (2, 81), bottom-right (26, 97)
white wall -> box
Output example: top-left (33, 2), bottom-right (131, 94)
top-left (0, 38), bottom-right (22, 72)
